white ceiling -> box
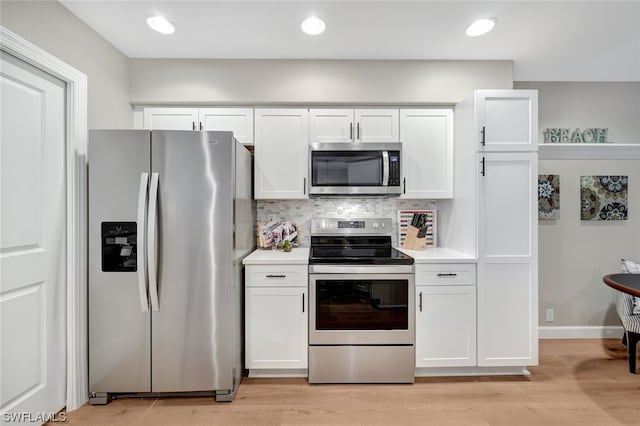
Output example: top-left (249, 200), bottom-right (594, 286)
top-left (60, 1), bottom-right (640, 81)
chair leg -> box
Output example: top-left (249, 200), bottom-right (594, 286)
top-left (622, 331), bottom-right (628, 346)
top-left (627, 332), bottom-right (640, 374)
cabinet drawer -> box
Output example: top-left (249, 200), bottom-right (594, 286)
top-left (247, 265), bottom-right (308, 287)
top-left (416, 263), bottom-right (476, 286)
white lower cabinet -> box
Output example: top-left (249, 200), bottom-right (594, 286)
top-left (415, 264), bottom-right (476, 368)
top-left (245, 265), bottom-right (308, 372)
top-left (476, 152), bottom-right (538, 367)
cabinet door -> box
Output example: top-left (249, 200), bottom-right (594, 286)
top-left (355, 109), bottom-right (399, 142)
top-left (477, 152), bottom-right (538, 366)
top-left (143, 107), bottom-right (199, 130)
top-left (400, 109), bottom-right (453, 199)
top-left (254, 109), bottom-right (309, 199)
top-left (310, 109), bottom-right (354, 143)
top-left (476, 90), bottom-right (538, 152)
top-left (415, 285), bottom-right (476, 367)
top-left (245, 287), bottom-right (308, 369)
top-left (199, 108), bottom-right (254, 144)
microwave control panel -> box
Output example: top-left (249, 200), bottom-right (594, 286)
top-left (388, 151), bottom-right (400, 186)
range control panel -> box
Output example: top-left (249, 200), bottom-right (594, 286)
top-left (311, 218), bottom-right (391, 236)
top-left (102, 222), bottom-right (137, 272)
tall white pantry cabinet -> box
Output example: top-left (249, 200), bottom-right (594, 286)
top-left (456, 90), bottom-right (539, 368)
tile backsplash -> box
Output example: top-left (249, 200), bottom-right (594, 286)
top-left (257, 198), bottom-right (437, 246)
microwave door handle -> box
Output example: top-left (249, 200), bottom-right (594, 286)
top-left (382, 151), bottom-right (389, 186)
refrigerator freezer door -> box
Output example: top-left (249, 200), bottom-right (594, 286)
top-left (89, 130), bottom-right (151, 393)
top-left (151, 131), bottom-right (235, 392)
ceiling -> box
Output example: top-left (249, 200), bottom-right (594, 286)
top-left (60, 1), bottom-right (640, 81)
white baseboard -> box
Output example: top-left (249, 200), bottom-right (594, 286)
top-left (539, 326), bottom-right (623, 339)
top-left (415, 367), bottom-right (530, 377)
top-left (248, 368), bottom-right (308, 378)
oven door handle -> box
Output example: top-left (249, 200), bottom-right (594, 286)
top-left (382, 151), bottom-right (389, 187)
top-left (309, 265), bottom-right (414, 274)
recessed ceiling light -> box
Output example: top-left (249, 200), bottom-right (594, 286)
top-left (146, 15), bottom-right (175, 35)
top-left (301, 16), bottom-right (326, 36)
top-left (466, 18), bottom-right (496, 37)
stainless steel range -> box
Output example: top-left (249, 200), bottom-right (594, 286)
top-left (308, 218), bottom-right (415, 384)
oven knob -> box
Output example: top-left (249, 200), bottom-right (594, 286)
top-left (372, 222), bottom-right (379, 228)
top-left (380, 222), bottom-right (386, 228)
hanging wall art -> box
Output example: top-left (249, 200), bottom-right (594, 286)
top-left (538, 174), bottom-right (560, 220)
top-left (580, 175), bottom-right (628, 221)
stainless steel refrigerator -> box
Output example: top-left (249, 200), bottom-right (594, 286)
top-left (88, 130), bottom-right (254, 403)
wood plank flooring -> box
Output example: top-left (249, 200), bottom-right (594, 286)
top-left (59, 339), bottom-right (640, 425)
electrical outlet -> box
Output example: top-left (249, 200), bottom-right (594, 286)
top-left (545, 308), bottom-right (555, 322)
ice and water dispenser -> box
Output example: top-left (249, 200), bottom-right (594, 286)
top-left (101, 222), bottom-right (137, 272)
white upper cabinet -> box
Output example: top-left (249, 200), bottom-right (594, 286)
top-left (143, 107), bottom-right (199, 130)
top-left (355, 109), bottom-right (399, 142)
top-left (309, 109), bottom-right (354, 143)
top-left (254, 108), bottom-right (309, 200)
top-left (310, 108), bottom-right (399, 143)
top-left (400, 109), bottom-right (453, 199)
top-left (198, 108), bottom-right (254, 144)
top-left (142, 107), bottom-right (254, 144)
top-left (475, 90), bottom-right (538, 152)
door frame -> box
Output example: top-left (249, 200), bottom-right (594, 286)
top-left (1, 26), bottom-right (88, 410)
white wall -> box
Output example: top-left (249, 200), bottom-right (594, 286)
top-left (516, 82), bottom-right (640, 327)
top-left (516, 82), bottom-right (640, 144)
top-left (130, 59), bottom-right (512, 105)
top-left (538, 160), bottom-right (640, 327)
top-left (1, 0), bottom-right (132, 129)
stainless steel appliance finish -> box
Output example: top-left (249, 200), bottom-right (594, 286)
top-left (309, 346), bottom-right (415, 384)
top-left (309, 143), bottom-right (402, 195)
top-left (308, 218), bottom-right (415, 384)
top-left (89, 130), bottom-right (254, 402)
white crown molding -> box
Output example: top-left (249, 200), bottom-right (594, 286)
top-left (1, 26), bottom-right (88, 411)
top-left (539, 143), bottom-right (640, 160)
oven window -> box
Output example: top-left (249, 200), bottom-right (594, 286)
top-left (315, 279), bottom-right (408, 330)
top-left (311, 151), bottom-right (383, 186)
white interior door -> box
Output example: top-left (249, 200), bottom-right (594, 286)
top-left (1, 52), bottom-right (67, 422)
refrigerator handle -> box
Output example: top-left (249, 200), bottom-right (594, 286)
top-left (148, 172), bottom-right (160, 312)
top-left (136, 173), bottom-right (150, 312)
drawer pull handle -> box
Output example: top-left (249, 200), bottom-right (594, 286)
top-left (419, 291), bottom-right (423, 312)
top-left (265, 274), bottom-right (286, 278)
top-left (437, 273), bottom-right (458, 277)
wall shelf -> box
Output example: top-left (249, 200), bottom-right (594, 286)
top-left (539, 143), bottom-right (640, 160)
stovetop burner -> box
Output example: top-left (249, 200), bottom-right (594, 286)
top-left (309, 218), bottom-right (414, 266)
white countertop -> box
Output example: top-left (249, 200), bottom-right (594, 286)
top-left (242, 247), bottom-right (310, 265)
top-left (396, 247), bottom-right (476, 263)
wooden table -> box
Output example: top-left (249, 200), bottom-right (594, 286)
top-left (603, 273), bottom-right (640, 297)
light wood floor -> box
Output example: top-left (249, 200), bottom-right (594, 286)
top-left (59, 339), bottom-right (640, 425)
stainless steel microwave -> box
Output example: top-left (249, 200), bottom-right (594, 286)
top-left (309, 143), bottom-right (402, 195)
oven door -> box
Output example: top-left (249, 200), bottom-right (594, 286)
top-left (309, 272), bottom-right (415, 345)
